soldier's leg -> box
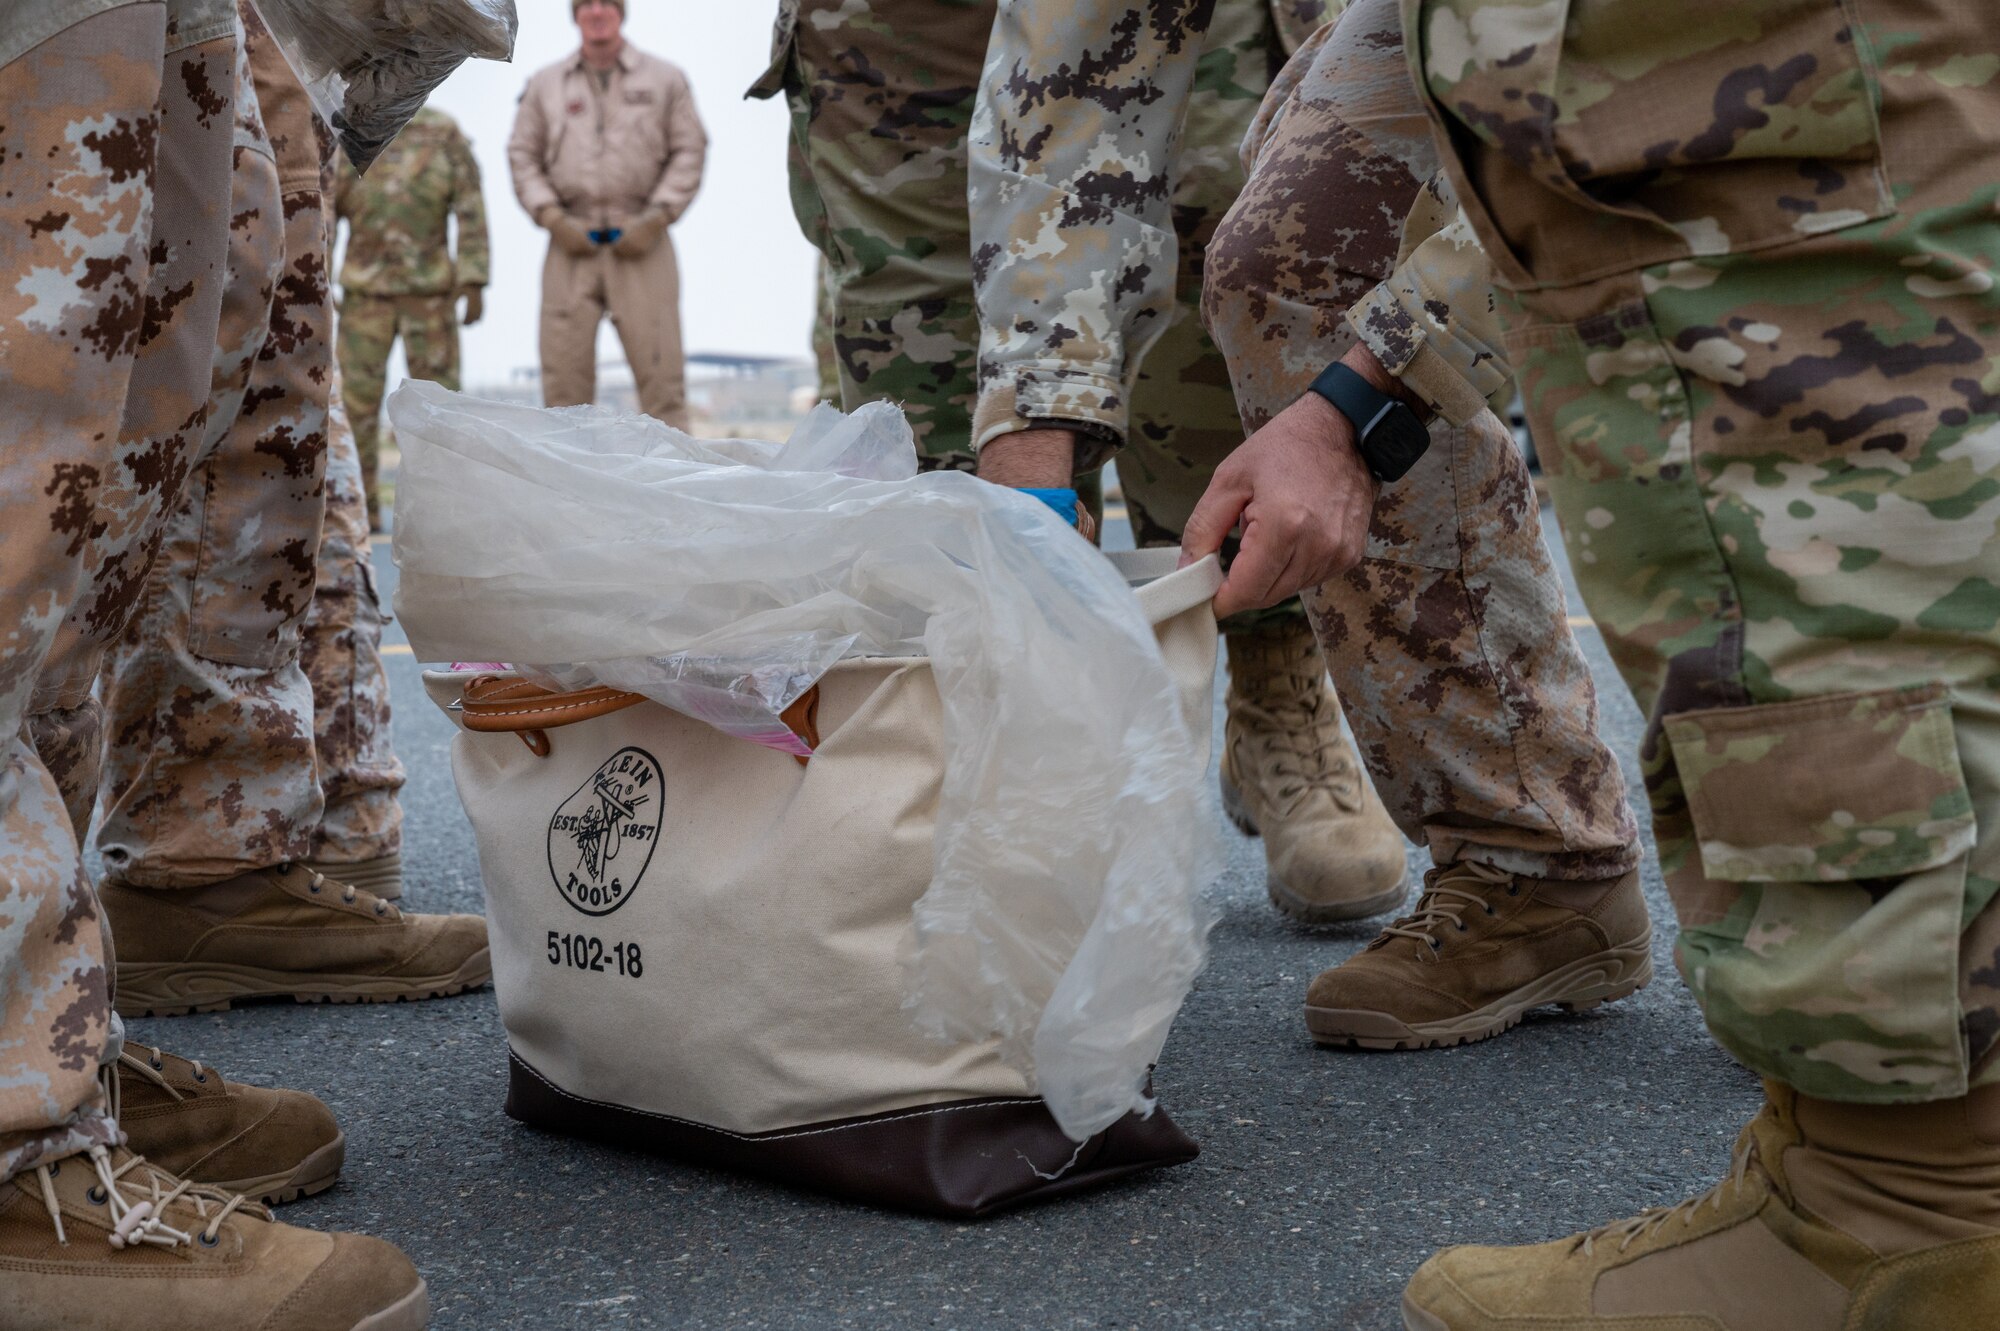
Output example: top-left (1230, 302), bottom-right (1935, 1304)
top-left (0, 2), bottom-right (168, 1185)
top-left (538, 247), bottom-right (603, 409)
top-left (1204, 0), bottom-right (1645, 1050)
top-left (93, 15), bottom-right (488, 1017)
top-left (608, 234), bottom-right (690, 431)
top-left (1129, 275), bottom-right (1413, 921)
top-left (397, 292), bottom-right (460, 392)
top-left (302, 360), bottom-right (407, 900)
top-left (95, 23), bottom-right (329, 893)
top-left (335, 291), bottom-right (396, 530)
top-left (777, 0), bottom-right (987, 462)
top-left (1402, 4), bottom-right (2000, 1324)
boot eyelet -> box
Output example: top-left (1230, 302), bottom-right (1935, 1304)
top-left (47, 1162), bottom-right (58, 1178)
top-left (149, 1056), bottom-right (164, 1070)
top-left (193, 1072), bottom-right (208, 1084)
top-left (308, 882), bottom-right (321, 894)
top-left (1456, 922), bottom-right (1468, 932)
top-left (375, 902), bottom-right (388, 916)
top-left (87, 1185), bottom-right (108, 1205)
top-left (198, 1231), bottom-right (220, 1248)
top-left (1428, 938), bottom-right (1442, 951)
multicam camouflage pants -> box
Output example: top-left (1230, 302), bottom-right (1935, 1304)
top-left (757, 0), bottom-right (1309, 631)
top-left (96, 2), bottom-right (330, 889)
top-left (1202, 0), bottom-right (1640, 881)
top-left (0, 0), bottom-right (243, 1185)
top-left (1423, 0), bottom-right (2000, 1101)
top-left (337, 290), bottom-right (460, 527)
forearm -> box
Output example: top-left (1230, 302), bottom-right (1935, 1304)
top-left (969, 0), bottom-right (1214, 458)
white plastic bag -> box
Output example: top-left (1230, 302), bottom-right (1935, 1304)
top-left (389, 384), bottom-right (1220, 1139)
top-left (251, 0), bottom-right (517, 170)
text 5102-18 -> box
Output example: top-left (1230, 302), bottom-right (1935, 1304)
top-left (547, 930), bottom-right (643, 978)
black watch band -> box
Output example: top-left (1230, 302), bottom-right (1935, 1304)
top-left (1307, 361), bottom-right (1431, 483)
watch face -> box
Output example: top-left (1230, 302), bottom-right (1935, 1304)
top-left (1367, 405), bottom-right (1431, 482)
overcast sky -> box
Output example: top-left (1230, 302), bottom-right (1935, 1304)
top-left (365, 6), bottom-right (820, 391)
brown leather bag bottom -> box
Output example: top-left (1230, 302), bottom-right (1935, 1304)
top-left (505, 1051), bottom-right (1198, 1218)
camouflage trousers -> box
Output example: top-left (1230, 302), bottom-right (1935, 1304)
top-left (306, 363), bottom-right (406, 867)
top-left (337, 290), bottom-right (460, 528)
top-left (1432, 1), bottom-right (2000, 1101)
top-left (0, 0), bottom-right (243, 1185)
top-left (762, 0), bottom-right (1300, 630)
top-left (96, 8), bottom-right (332, 889)
top-left (1203, 0), bottom-right (1639, 881)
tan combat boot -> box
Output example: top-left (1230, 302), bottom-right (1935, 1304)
top-left (116, 1043), bottom-right (344, 1205)
top-left (1402, 1084), bottom-right (2000, 1331)
top-left (1304, 859), bottom-right (1650, 1049)
top-left (102, 862), bottom-right (490, 1017)
top-left (0, 1143), bottom-right (427, 1330)
top-left (1220, 620), bottom-right (1408, 922)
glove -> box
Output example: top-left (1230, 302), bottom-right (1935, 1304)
top-left (537, 206), bottom-right (596, 258)
top-left (458, 286), bottom-right (484, 326)
top-left (612, 207), bottom-right (670, 258)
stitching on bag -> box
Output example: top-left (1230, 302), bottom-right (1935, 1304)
top-left (513, 1057), bottom-right (1042, 1141)
top-left (469, 697), bottom-right (636, 720)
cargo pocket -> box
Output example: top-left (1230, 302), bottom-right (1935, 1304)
top-left (1665, 683), bottom-right (1976, 1101)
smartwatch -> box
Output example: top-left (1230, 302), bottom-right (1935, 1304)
top-left (1307, 361), bottom-right (1431, 483)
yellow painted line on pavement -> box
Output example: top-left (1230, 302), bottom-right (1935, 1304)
top-left (382, 644), bottom-right (413, 656)
top-left (1569, 616), bottom-right (1597, 629)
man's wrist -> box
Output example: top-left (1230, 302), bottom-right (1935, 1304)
top-left (1340, 342), bottom-right (1432, 424)
top-left (976, 426), bottom-right (1077, 489)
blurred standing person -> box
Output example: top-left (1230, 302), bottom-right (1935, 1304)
top-left (334, 106), bottom-right (489, 532)
top-left (509, 0), bottom-right (706, 430)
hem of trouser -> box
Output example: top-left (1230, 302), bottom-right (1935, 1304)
top-left (1429, 835), bottom-right (1641, 883)
top-left (0, 1113), bottom-right (121, 1189)
top-left (163, 11), bottom-right (234, 54)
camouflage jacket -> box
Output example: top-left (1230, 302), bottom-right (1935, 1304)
top-left (966, 0), bottom-right (1338, 458)
top-left (1347, 0), bottom-right (1899, 426)
top-left (335, 107), bottom-right (490, 297)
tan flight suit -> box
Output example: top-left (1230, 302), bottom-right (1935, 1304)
top-left (507, 44), bottom-right (706, 430)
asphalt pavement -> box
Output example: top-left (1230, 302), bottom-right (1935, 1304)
top-left (125, 491), bottom-right (1764, 1331)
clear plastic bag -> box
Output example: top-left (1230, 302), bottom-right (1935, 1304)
top-left (389, 384), bottom-right (1220, 1140)
top-left (250, 0), bottom-right (517, 171)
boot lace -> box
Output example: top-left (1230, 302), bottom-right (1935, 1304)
top-left (115, 1043), bottom-right (207, 1103)
top-left (1577, 1134), bottom-right (1762, 1256)
top-left (1376, 860), bottom-right (1515, 958)
top-left (31, 1146), bottom-right (257, 1250)
top-left (1231, 652), bottom-right (1360, 818)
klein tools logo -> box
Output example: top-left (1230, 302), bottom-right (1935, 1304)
top-left (547, 747), bottom-right (663, 916)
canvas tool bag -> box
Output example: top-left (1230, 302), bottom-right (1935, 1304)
top-left (425, 548), bottom-right (1223, 1217)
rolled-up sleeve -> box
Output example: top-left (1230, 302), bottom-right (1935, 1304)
top-left (1345, 173), bottom-right (1511, 427)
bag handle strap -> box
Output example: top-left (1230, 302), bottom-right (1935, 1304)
top-left (457, 674), bottom-right (820, 764)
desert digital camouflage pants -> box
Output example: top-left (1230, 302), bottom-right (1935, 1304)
top-left (759, 0), bottom-right (1307, 632)
top-left (95, 2), bottom-right (329, 890)
top-left (307, 363), bottom-right (406, 868)
top-left (1203, 0), bottom-right (1640, 881)
top-left (1422, 0), bottom-right (2000, 1102)
top-left (337, 291), bottom-right (460, 527)
top-left (0, 0), bottom-right (242, 1185)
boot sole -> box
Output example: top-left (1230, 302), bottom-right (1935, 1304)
top-left (208, 1131), bottom-right (346, 1206)
top-left (1401, 1295), bottom-right (1451, 1331)
top-left (1305, 933), bottom-right (1653, 1050)
top-left (354, 1280), bottom-right (429, 1331)
top-left (1224, 776), bottom-right (1409, 924)
top-left (113, 949), bottom-right (492, 1018)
